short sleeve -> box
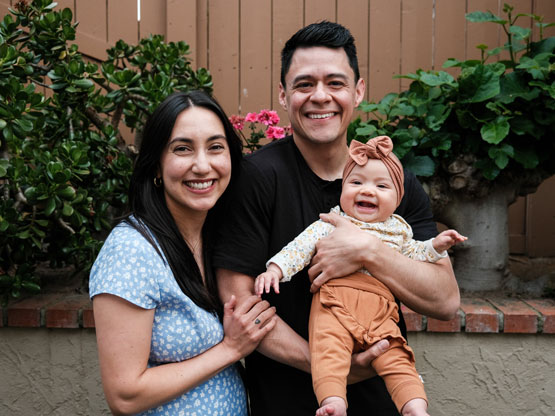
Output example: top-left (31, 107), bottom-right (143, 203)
top-left (213, 158), bottom-right (275, 277)
top-left (89, 223), bottom-right (162, 309)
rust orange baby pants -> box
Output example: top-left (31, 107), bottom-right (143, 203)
top-left (308, 272), bottom-right (427, 412)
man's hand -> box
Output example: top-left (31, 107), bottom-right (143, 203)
top-left (347, 339), bottom-right (390, 384)
top-left (308, 212), bottom-right (381, 293)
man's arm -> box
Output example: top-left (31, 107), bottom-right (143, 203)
top-left (309, 213), bottom-right (460, 320)
top-left (217, 268), bottom-right (311, 372)
top-left (217, 267), bottom-right (388, 381)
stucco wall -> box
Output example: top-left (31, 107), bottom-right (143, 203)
top-left (0, 329), bottom-right (553, 415)
top-left (0, 328), bottom-right (109, 415)
top-left (410, 333), bottom-right (555, 415)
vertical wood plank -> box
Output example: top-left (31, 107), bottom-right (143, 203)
top-left (195, 0), bottom-right (208, 69)
top-left (272, 0), bottom-right (304, 118)
top-left (239, 0), bottom-right (272, 114)
top-left (166, 0), bottom-right (197, 69)
top-left (369, 0), bottom-right (402, 101)
top-left (208, 0), bottom-right (240, 115)
top-left (434, 0), bottom-right (466, 75)
top-left (400, 0), bottom-right (434, 89)
top-left (533, 0), bottom-right (555, 41)
top-left (108, 0), bottom-right (138, 45)
top-left (466, 0), bottom-right (500, 61)
top-left (305, 0), bottom-right (336, 25)
top-left (140, 0), bottom-right (166, 39)
top-left (337, 0), bottom-right (369, 100)
top-left (526, 175), bottom-right (555, 257)
top-left (0, 0), bottom-right (12, 19)
top-left (74, 0), bottom-right (109, 60)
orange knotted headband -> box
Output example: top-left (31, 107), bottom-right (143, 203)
top-left (342, 136), bottom-right (404, 206)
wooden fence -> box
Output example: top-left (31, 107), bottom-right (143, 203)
top-left (1, 0), bottom-right (554, 256)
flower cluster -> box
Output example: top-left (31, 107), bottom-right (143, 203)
top-left (230, 110), bottom-right (290, 153)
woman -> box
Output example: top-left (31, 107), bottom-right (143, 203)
top-left (90, 91), bottom-right (276, 415)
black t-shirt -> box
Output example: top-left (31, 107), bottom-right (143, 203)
top-left (213, 136), bottom-right (438, 416)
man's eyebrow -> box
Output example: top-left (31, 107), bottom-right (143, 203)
top-left (291, 73), bottom-right (349, 85)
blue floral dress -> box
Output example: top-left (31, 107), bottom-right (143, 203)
top-left (89, 221), bottom-right (248, 415)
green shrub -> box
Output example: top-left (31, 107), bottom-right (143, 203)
top-left (351, 4), bottom-right (554, 204)
top-left (0, 0), bottom-right (212, 302)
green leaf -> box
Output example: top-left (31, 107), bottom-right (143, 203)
top-left (498, 71), bottom-right (540, 104)
top-left (509, 25), bottom-right (531, 40)
top-left (0, 159), bottom-right (8, 177)
top-left (21, 281), bottom-right (41, 292)
top-left (73, 78), bottom-right (94, 89)
top-left (481, 117), bottom-right (510, 144)
top-left (62, 203), bottom-right (74, 216)
top-left (419, 71), bottom-right (455, 87)
top-left (459, 64), bottom-right (503, 103)
top-left (24, 186), bottom-right (38, 201)
top-left (356, 124), bottom-right (379, 137)
top-left (16, 229), bottom-right (30, 239)
top-left (57, 185), bottom-right (76, 200)
top-left (44, 197), bottom-right (56, 216)
top-left (509, 116), bottom-right (537, 136)
top-left (401, 153), bottom-right (436, 177)
top-left (15, 118), bottom-right (34, 132)
top-left (465, 11), bottom-right (506, 24)
top-left (488, 144), bottom-right (514, 169)
top-left (514, 148), bottom-right (539, 169)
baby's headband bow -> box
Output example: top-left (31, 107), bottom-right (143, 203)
top-left (342, 136), bottom-right (405, 206)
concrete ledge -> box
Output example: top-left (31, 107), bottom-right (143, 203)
top-left (3, 294), bottom-right (554, 334)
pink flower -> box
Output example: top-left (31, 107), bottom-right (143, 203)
top-left (229, 115), bottom-right (245, 130)
top-left (245, 112), bottom-right (259, 123)
top-left (266, 126), bottom-right (285, 140)
top-left (257, 109), bottom-right (280, 126)
top-left (283, 124), bottom-right (292, 136)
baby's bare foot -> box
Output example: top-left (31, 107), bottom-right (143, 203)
top-left (401, 398), bottom-right (429, 416)
top-left (316, 396), bottom-right (347, 416)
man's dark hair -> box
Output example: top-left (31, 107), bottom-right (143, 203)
top-left (280, 21), bottom-right (360, 87)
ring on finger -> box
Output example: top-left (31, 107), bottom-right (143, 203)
top-left (254, 318), bottom-right (261, 325)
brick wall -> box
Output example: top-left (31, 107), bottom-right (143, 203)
top-left (3, 293), bottom-right (554, 334)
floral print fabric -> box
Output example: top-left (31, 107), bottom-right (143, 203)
top-left (89, 221), bottom-right (247, 415)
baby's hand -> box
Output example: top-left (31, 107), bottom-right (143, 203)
top-left (254, 266), bottom-right (282, 296)
top-left (433, 229), bottom-right (467, 253)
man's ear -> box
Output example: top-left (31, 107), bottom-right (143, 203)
top-left (354, 78), bottom-right (366, 107)
top-left (278, 82), bottom-right (287, 110)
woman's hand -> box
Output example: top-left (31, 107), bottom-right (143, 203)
top-left (221, 295), bottom-right (277, 359)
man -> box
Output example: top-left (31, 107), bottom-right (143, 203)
top-left (214, 21), bottom-right (459, 415)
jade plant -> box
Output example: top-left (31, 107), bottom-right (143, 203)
top-left (0, 0), bottom-right (212, 302)
top-left (351, 4), bottom-right (554, 291)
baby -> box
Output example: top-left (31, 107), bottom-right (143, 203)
top-left (255, 136), bottom-right (466, 416)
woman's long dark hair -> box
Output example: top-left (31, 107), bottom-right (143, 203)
top-left (124, 90), bottom-right (243, 315)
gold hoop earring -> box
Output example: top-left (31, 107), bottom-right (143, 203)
top-left (153, 177), bottom-right (162, 188)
